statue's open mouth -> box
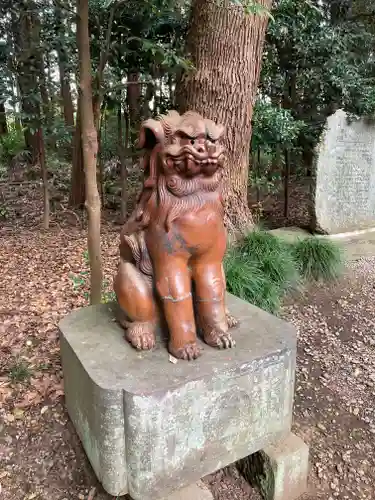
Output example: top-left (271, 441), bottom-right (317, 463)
top-left (172, 154), bottom-right (221, 165)
top-left (164, 144), bottom-right (224, 164)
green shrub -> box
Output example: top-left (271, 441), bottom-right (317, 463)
top-left (291, 236), bottom-right (343, 282)
top-left (0, 127), bottom-right (29, 164)
top-left (241, 230), bottom-right (300, 292)
top-left (225, 229), bottom-right (343, 313)
top-left (224, 229), bottom-right (298, 313)
top-left (0, 203), bottom-right (9, 219)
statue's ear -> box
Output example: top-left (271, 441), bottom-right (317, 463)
top-left (137, 119), bottom-right (165, 150)
top-left (205, 119), bottom-right (225, 142)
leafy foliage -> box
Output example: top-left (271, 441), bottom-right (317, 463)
top-left (0, 126), bottom-right (29, 164)
top-left (251, 100), bottom-right (305, 151)
top-left (261, 0), bottom-right (375, 147)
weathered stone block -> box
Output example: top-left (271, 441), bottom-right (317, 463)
top-left (312, 109), bottom-right (375, 234)
top-left (59, 293), bottom-right (297, 500)
top-left (238, 433), bottom-right (309, 500)
top-left (160, 481), bottom-right (213, 500)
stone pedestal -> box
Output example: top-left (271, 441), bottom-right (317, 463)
top-left (59, 293), bottom-right (302, 500)
top-left (237, 433), bottom-right (309, 500)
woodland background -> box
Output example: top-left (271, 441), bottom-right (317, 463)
top-left (0, 0), bottom-right (374, 300)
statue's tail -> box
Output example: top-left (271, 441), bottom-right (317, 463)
top-left (122, 231), bottom-right (153, 280)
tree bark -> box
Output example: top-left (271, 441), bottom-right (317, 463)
top-left (39, 56), bottom-right (56, 149)
top-left (142, 82), bottom-right (154, 119)
top-left (70, 3), bottom-right (114, 207)
top-left (97, 104), bottom-right (105, 206)
top-left (56, 6), bottom-right (75, 128)
top-left (59, 61), bottom-right (75, 128)
top-left (127, 72), bottom-right (141, 127)
top-left (37, 127), bottom-right (50, 229)
top-left (118, 100), bottom-right (128, 222)
top-left (92, 4), bottom-right (116, 130)
top-left (0, 101), bottom-right (7, 135)
top-left (70, 100), bottom-right (86, 206)
top-left (77, 0), bottom-right (103, 305)
top-left (14, 2), bottom-right (41, 164)
top-left (175, 0), bottom-right (272, 235)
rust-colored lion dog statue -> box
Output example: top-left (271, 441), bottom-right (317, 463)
top-left (114, 110), bottom-right (238, 360)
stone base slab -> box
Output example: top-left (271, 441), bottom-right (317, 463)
top-left (237, 432), bottom-right (309, 500)
top-left (59, 293), bottom-right (297, 500)
top-left (157, 481), bottom-right (213, 500)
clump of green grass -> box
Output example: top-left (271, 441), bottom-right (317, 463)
top-left (241, 230), bottom-right (301, 292)
top-left (225, 229), bottom-right (343, 314)
top-left (291, 236), bottom-right (343, 282)
top-left (225, 248), bottom-right (282, 313)
top-left (8, 359), bottom-right (32, 383)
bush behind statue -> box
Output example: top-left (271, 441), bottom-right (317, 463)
top-left (71, 229), bottom-right (343, 315)
top-left (225, 229), bottom-right (343, 313)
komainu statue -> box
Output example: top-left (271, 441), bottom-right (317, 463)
top-left (113, 110), bottom-right (238, 360)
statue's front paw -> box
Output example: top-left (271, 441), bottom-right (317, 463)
top-left (204, 329), bottom-right (236, 349)
top-left (226, 310), bottom-right (239, 329)
top-left (169, 342), bottom-right (202, 361)
top-left (126, 321), bottom-right (156, 351)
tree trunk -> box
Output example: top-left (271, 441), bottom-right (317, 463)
top-left (127, 72), bottom-right (141, 129)
top-left (168, 74), bottom-right (174, 107)
top-left (77, 0), bottom-right (102, 305)
top-left (283, 148), bottom-right (290, 218)
top-left (0, 101), bottom-right (7, 135)
top-left (37, 127), bottom-right (50, 229)
top-left (143, 82), bottom-right (154, 119)
top-left (40, 57), bottom-right (56, 149)
top-left (175, 0), bottom-right (272, 235)
top-left (13, 1), bottom-right (42, 164)
top-left (56, 6), bottom-right (75, 128)
top-left (70, 100), bottom-right (86, 206)
top-left (59, 62), bottom-right (75, 128)
top-left (118, 101), bottom-right (128, 222)
top-left (97, 105), bottom-right (105, 206)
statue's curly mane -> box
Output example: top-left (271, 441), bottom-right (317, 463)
top-left (120, 110), bottom-right (225, 277)
top-left (122, 111), bottom-right (225, 236)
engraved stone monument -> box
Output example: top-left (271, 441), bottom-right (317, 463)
top-left (312, 109), bottom-right (375, 233)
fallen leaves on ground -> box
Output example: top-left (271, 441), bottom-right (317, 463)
top-left (1, 191), bottom-right (375, 499)
top-left (0, 225), bottom-right (119, 500)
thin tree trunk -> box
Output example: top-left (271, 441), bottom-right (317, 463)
top-left (118, 101), bottom-right (128, 222)
top-left (143, 82), bottom-right (154, 119)
top-left (12, 75), bottom-right (22, 131)
top-left (168, 74), bottom-right (174, 107)
top-left (0, 101), bottom-right (7, 135)
top-left (40, 57), bottom-right (56, 149)
top-left (56, 6), bottom-right (75, 128)
top-left (59, 62), bottom-right (75, 128)
top-left (127, 72), bottom-right (141, 130)
top-left (175, 0), bottom-right (272, 235)
top-left (283, 148), bottom-right (290, 218)
top-left (77, 0), bottom-right (102, 305)
top-left (92, 4), bottom-right (116, 130)
top-left (37, 127), bottom-right (50, 229)
top-left (97, 105), bottom-right (105, 206)
top-left (256, 147), bottom-right (261, 204)
top-left (70, 100), bottom-right (86, 206)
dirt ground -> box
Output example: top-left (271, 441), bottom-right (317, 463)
top-left (1, 209), bottom-right (375, 499)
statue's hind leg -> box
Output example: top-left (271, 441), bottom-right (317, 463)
top-left (114, 260), bottom-right (158, 350)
